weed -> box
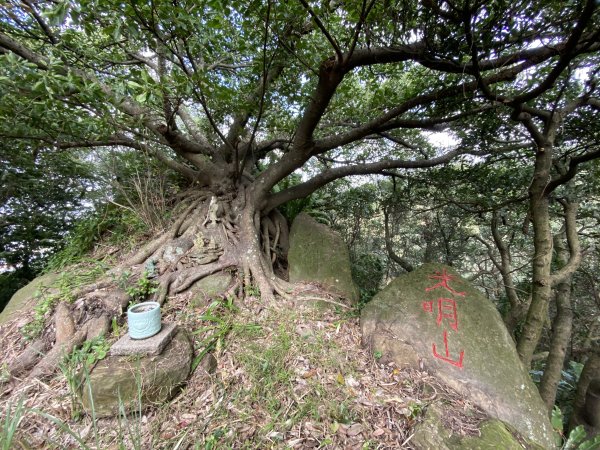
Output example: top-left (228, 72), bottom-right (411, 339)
top-left (22, 262), bottom-right (107, 340)
top-left (60, 336), bottom-right (110, 418)
top-left (373, 350), bottom-right (383, 360)
top-left (126, 271), bottom-right (158, 304)
top-left (0, 396), bottom-right (26, 450)
top-left (116, 368), bottom-right (144, 450)
top-left (191, 296), bottom-right (258, 373)
top-left (244, 283), bottom-right (260, 298)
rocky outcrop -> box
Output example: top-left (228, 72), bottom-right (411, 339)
top-left (0, 272), bottom-right (59, 325)
top-left (412, 402), bottom-right (546, 450)
top-left (81, 330), bottom-right (193, 417)
top-left (288, 213), bottom-right (359, 303)
top-left (189, 273), bottom-right (233, 306)
top-left (361, 263), bottom-right (555, 449)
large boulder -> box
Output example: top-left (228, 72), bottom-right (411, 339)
top-left (189, 273), bottom-right (233, 306)
top-left (0, 272), bottom-right (59, 325)
top-left (412, 402), bottom-right (545, 450)
top-left (81, 330), bottom-right (193, 417)
top-left (361, 263), bottom-right (555, 449)
top-left (288, 213), bottom-right (359, 303)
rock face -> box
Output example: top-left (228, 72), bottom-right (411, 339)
top-left (412, 402), bottom-right (545, 450)
top-left (361, 264), bottom-right (554, 449)
top-left (0, 272), bottom-right (59, 325)
top-left (189, 273), bottom-right (233, 306)
top-left (81, 330), bottom-right (193, 417)
top-left (288, 213), bottom-right (359, 303)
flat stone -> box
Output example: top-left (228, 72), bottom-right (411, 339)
top-left (111, 322), bottom-right (177, 356)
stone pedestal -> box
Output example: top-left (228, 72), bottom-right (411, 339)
top-left (81, 326), bottom-right (192, 417)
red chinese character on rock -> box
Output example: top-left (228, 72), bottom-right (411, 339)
top-left (423, 298), bottom-right (459, 331)
top-left (425, 269), bottom-right (465, 297)
top-left (432, 330), bottom-right (464, 368)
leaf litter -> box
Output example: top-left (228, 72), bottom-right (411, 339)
top-left (0, 287), bottom-right (486, 448)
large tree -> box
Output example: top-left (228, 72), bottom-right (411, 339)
top-left (1, 1), bottom-right (599, 340)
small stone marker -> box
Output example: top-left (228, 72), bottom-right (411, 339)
top-left (111, 322), bottom-right (178, 356)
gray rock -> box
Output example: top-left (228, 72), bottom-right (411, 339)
top-left (189, 273), bottom-right (233, 305)
top-left (163, 238), bottom-right (194, 263)
top-left (412, 402), bottom-right (544, 450)
top-left (0, 272), bottom-right (59, 325)
top-left (361, 264), bottom-right (555, 449)
top-left (288, 213), bottom-right (359, 303)
top-left (110, 322), bottom-right (178, 356)
top-left (81, 329), bottom-right (193, 417)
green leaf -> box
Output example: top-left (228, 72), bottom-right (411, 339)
top-left (564, 426), bottom-right (586, 450)
top-left (552, 406), bottom-right (564, 433)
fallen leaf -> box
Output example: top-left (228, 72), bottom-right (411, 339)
top-left (330, 421), bottom-right (340, 433)
top-left (372, 428), bottom-right (386, 437)
top-left (302, 369), bottom-right (317, 379)
top-left (346, 423), bottom-right (363, 437)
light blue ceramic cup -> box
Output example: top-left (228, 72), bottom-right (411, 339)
top-left (127, 301), bottom-right (161, 339)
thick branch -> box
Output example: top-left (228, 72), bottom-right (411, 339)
top-left (551, 200), bottom-right (581, 287)
top-left (264, 148), bottom-right (461, 211)
top-left (383, 208), bottom-right (414, 272)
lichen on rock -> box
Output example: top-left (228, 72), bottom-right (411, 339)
top-left (288, 213), bottom-right (359, 303)
top-left (81, 330), bottom-right (193, 417)
top-left (361, 263), bottom-right (555, 448)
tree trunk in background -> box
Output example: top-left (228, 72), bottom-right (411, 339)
top-left (539, 232), bottom-right (573, 411)
top-left (570, 352), bottom-right (600, 433)
top-left (517, 146), bottom-right (554, 367)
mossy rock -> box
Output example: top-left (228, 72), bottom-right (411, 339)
top-left (0, 272), bottom-right (59, 325)
top-left (288, 213), bottom-right (359, 303)
top-left (412, 402), bottom-right (545, 450)
top-left (361, 264), bottom-right (555, 448)
top-left (189, 273), bottom-right (233, 306)
top-left (81, 330), bottom-right (193, 417)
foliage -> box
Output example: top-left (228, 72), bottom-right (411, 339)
top-left (351, 252), bottom-right (385, 303)
top-left (0, 145), bottom-right (95, 272)
top-left (0, 396), bottom-right (26, 450)
top-left (60, 336), bottom-right (110, 418)
top-left (46, 206), bottom-right (147, 272)
top-left (552, 407), bottom-right (600, 450)
top-left (124, 271), bottom-right (158, 304)
top-left (532, 360), bottom-right (584, 422)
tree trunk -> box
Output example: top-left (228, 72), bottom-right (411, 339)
top-left (517, 145), bottom-right (554, 367)
top-left (570, 352), bottom-right (600, 433)
top-left (539, 232), bottom-right (574, 411)
top-left (490, 211), bottom-right (525, 337)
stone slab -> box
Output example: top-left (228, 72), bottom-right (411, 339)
top-left (111, 322), bottom-right (177, 356)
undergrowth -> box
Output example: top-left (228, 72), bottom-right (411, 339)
top-left (46, 206), bottom-right (147, 272)
top-left (21, 262), bottom-right (108, 340)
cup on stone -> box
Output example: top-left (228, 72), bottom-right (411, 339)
top-left (127, 301), bottom-right (161, 339)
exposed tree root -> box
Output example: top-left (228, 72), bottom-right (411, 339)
top-left (9, 194), bottom-right (299, 385)
top-left (295, 296), bottom-right (352, 309)
top-left (8, 339), bottom-right (47, 377)
top-left (172, 261), bottom-right (235, 294)
top-left (27, 323), bottom-right (89, 381)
